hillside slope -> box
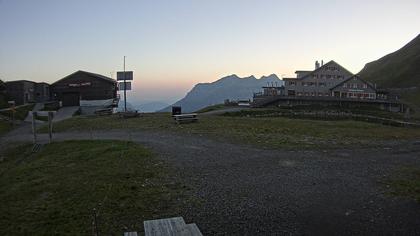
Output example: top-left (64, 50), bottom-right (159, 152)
top-left (160, 74), bottom-right (283, 112)
top-left (358, 34), bottom-right (420, 108)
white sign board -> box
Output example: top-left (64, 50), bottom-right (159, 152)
top-left (118, 82), bottom-right (132, 91)
top-left (117, 71), bottom-right (133, 81)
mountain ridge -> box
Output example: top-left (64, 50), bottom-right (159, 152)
top-left (160, 74), bottom-right (283, 112)
top-left (358, 33), bottom-right (420, 109)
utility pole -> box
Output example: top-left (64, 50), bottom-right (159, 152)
top-left (123, 56), bottom-right (127, 112)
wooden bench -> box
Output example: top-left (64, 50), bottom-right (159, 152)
top-left (95, 108), bottom-right (113, 116)
top-left (143, 217), bottom-right (203, 236)
top-left (173, 113), bottom-right (198, 124)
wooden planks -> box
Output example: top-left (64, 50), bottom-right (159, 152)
top-left (144, 217), bottom-right (203, 236)
top-left (124, 232), bottom-right (138, 236)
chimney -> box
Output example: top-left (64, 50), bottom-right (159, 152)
top-left (321, 60), bottom-right (324, 66)
top-left (315, 60), bottom-right (320, 69)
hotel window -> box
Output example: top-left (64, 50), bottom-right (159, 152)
top-left (319, 82), bottom-right (326, 87)
top-left (363, 84), bottom-right (368, 88)
top-left (318, 92), bottom-right (323, 96)
top-left (311, 92), bottom-right (315, 96)
top-left (304, 92), bottom-right (309, 96)
top-left (343, 83), bottom-right (347, 88)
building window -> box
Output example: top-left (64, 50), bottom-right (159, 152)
top-left (363, 84), bottom-right (368, 88)
top-left (343, 83), bottom-right (347, 88)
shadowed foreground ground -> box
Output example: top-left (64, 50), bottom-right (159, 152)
top-left (1, 126), bottom-right (420, 235)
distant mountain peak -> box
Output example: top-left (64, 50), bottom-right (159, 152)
top-left (260, 74), bottom-right (280, 80)
top-left (159, 73), bottom-right (284, 113)
top-left (243, 75), bottom-right (257, 80)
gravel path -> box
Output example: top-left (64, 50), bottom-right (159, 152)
top-left (1, 127), bottom-right (420, 235)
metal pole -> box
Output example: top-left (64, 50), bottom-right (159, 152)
top-left (124, 56), bottom-right (127, 112)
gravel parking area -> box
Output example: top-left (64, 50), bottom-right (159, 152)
top-left (130, 132), bottom-right (420, 235)
top-left (2, 128), bottom-right (420, 235)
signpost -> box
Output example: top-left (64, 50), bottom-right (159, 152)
top-left (117, 71), bottom-right (133, 81)
top-left (117, 57), bottom-right (134, 112)
top-left (118, 82), bottom-right (132, 91)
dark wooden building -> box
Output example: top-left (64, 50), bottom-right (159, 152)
top-left (4, 80), bottom-right (50, 105)
top-left (51, 71), bottom-right (117, 107)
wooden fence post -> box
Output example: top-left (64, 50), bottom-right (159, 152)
top-left (32, 111), bottom-right (37, 144)
top-left (48, 112), bottom-right (53, 143)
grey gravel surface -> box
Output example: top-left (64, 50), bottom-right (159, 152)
top-left (1, 128), bottom-right (420, 235)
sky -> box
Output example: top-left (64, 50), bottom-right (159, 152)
top-left (0, 0), bottom-right (419, 104)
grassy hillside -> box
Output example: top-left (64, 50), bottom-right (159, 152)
top-left (358, 34), bottom-right (420, 108)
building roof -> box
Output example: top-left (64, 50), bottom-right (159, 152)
top-left (329, 75), bottom-right (377, 91)
top-left (52, 70), bottom-right (116, 85)
top-left (281, 61), bottom-right (354, 81)
top-left (294, 60), bottom-right (354, 81)
top-left (5, 80), bottom-right (36, 84)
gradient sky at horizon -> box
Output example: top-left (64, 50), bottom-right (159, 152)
top-left (0, 0), bottom-right (419, 103)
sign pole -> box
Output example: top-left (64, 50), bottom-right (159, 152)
top-left (124, 56), bottom-right (127, 112)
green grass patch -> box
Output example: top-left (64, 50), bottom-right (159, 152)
top-left (196, 104), bottom-right (226, 113)
top-left (0, 104), bottom-right (35, 120)
top-left (0, 120), bottom-right (13, 135)
top-left (41, 113), bottom-right (420, 149)
top-left (387, 167), bottom-right (420, 202)
top-left (0, 140), bottom-right (184, 235)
